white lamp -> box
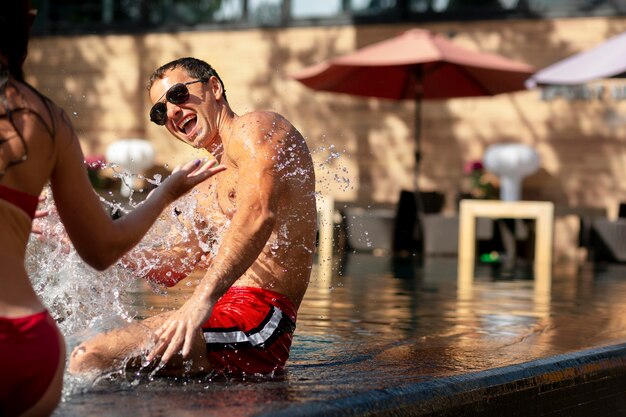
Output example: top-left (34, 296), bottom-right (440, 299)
top-left (105, 139), bottom-right (155, 197)
top-left (483, 143), bottom-right (540, 201)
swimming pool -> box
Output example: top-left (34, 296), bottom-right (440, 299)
top-left (47, 253), bottom-right (626, 416)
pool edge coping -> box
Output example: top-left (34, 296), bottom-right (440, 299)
top-left (260, 342), bottom-right (626, 417)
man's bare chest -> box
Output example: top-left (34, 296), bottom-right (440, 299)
top-left (214, 168), bottom-right (238, 218)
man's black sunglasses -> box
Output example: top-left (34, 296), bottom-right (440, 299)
top-left (150, 78), bottom-right (207, 126)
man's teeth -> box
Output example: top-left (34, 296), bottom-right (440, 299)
top-left (178, 116), bottom-right (194, 132)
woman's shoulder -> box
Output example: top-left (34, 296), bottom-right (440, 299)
top-left (6, 80), bottom-right (64, 128)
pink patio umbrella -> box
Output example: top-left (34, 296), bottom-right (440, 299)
top-left (526, 31), bottom-right (626, 87)
top-left (290, 28), bottom-right (535, 193)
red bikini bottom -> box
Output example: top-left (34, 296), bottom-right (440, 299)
top-left (0, 310), bottom-right (62, 417)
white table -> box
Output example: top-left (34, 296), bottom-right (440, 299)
top-left (457, 200), bottom-right (554, 294)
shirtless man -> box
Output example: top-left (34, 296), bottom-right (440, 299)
top-left (69, 57), bottom-right (317, 376)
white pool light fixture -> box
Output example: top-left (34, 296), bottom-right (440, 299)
top-left (483, 143), bottom-right (540, 201)
top-left (105, 139), bottom-right (155, 197)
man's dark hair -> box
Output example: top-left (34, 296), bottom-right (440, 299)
top-left (148, 57), bottom-right (227, 102)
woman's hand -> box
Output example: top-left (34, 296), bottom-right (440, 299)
top-left (154, 159), bottom-right (226, 204)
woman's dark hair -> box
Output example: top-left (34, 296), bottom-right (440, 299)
top-left (0, 0), bottom-right (56, 177)
top-left (147, 57), bottom-right (228, 102)
top-left (0, 0), bottom-right (32, 82)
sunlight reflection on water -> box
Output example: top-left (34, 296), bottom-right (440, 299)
top-left (25, 217), bottom-right (626, 415)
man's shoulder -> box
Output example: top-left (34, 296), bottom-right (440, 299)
top-left (233, 111), bottom-right (297, 143)
top-left (238, 110), bottom-right (286, 126)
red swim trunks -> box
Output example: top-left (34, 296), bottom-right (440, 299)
top-left (202, 286), bottom-right (297, 376)
top-left (0, 310), bottom-right (62, 417)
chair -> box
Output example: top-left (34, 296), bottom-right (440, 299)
top-left (422, 214), bottom-right (496, 257)
top-left (589, 218), bottom-right (626, 263)
top-left (392, 190), bottom-right (445, 255)
top-left (343, 205), bottom-right (396, 253)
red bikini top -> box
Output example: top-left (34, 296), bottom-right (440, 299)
top-left (0, 184), bottom-right (38, 219)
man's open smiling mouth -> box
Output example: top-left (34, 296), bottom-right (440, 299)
top-left (177, 114), bottom-right (197, 135)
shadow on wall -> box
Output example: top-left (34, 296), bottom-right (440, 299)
top-left (520, 21), bottom-right (626, 208)
top-left (25, 33), bottom-right (200, 162)
top-left (25, 36), bottom-right (106, 155)
top-left (524, 168), bottom-right (568, 204)
top-left (249, 26), bottom-right (434, 204)
top-left (445, 20), bottom-right (626, 210)
top-left (25, 18), bottom-right (626, 210)
top-left (247, 28), bottom-right (381, 202)
top-left (257, 23), bottom-right (544, 206)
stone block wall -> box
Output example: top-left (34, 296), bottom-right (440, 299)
top-left (24, 16), bottom-right (626, 259)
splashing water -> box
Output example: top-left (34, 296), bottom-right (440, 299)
top-left (24, 131), bottom-right (350, 397)
top-left (25, 169), bottom-right (229, 397)
top-left (310, 143), bottom-right (352, 193)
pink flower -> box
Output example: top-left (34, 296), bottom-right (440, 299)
top-left (463, 160), bottom-right (484, 175)
top-left (85, 155), bottom-right (106, 170)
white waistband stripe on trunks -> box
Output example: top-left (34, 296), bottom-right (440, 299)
top-left (203, 306), bottom-right (286, 347)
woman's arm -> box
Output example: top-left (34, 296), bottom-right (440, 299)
top-left (118, 192), bottom-right (219, 286)
top-left (119, 229), bottom-right (213, 287)
top-left (49, 110), bottom-right (225, 270)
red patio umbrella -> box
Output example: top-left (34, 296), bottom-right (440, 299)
top-left (291, 28), bottom-right (535, 192)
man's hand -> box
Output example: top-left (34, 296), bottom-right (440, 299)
top-left (31, 195), bottom-right (49, 236)
top-left (31, 197), bottom-right (73, 253)
top-left (147, 291), bottom-right (214, 365)
top-left (31, 211), bottom-right (49, 236)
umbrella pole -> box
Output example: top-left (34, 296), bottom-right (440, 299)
top-left (414, 96), bottom-right (422, 197)
top-left (413, 69), bottom-right (425, 256)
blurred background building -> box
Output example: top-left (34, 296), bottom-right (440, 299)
top-left (26, 0), bottom-right (626, 259)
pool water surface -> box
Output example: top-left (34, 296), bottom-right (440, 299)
top-left (52, 254), bottom-right (626, 416)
